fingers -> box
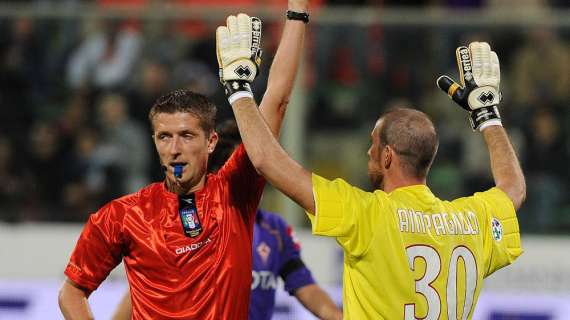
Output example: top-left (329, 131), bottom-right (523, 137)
top-left (237, 13), bottom-right (252, 50)
top-left (437, 75), bottom-right (470, 111)
top-left (216, 26), bottom-right (230, 65)
top-left (437, 75), bottom-right (456, 96)
top-left (469, 41), bottom-right (502, 87)
top-left (490, 50), bottom-right (500, 84)
top-left (469, 42), bottom-right (489, 81)
top-left (227, 15), bottom-right (240, 51)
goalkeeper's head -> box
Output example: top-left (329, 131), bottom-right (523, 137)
top-left (367, 108), bottom-right (438, 191)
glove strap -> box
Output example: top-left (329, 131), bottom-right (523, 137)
top-left (469, 105), bottom-right (502, 131)
top-left (224, 80), bottom-right (254, 105)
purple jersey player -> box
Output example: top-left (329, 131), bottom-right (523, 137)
top-left (250, 209), bottom-right (317, 320)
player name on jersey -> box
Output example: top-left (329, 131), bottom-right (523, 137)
top-left (397, 209), bottom-right (480, 236)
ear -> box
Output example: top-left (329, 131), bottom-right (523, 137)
top-left (207, 131), bottom-right (219, 154)
top-left (384, 145), bottom-right (392, 169)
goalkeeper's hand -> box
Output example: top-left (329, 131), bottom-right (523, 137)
top-left (216, 13), bottom-right (262, 104)
top-left (437, 42), bottom-right (503, 131)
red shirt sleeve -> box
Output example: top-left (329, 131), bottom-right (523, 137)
top-left (64, 200), bottom-right (128, 291)
top-left (216, 143), bottom-right (265, 214)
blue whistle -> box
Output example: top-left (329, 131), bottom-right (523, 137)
top-left (174, 165), bottom-right (183, 179)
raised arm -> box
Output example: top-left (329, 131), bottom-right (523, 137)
top-left (216, 5), bottom-right (315, 212)
top-left (58, 279), bottom-right (94, 320)
top-left (295, 284), bottom-right (343, 320)
top-left (482, 126), bottom-right (526, 209)
top-left (258, 0), bottom-right (308, 136)
top-left (232, 98), bottom-right (315, 213)
top-left (437, 41), bottom-right (526, 209)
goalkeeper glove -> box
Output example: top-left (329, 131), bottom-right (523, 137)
top-left (437, 42), bottom-right (503, 131)
top-left (216, 13), bottom-right (262, 105)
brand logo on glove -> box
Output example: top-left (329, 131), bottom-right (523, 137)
top-left (477, 91), bottom-right (495, 105)
top-left (251, 18), bottom-right (262, 58)
top-left (459, 47), bottom-right (472, 72)
top-left (235, 65), bottom-right (252, 78)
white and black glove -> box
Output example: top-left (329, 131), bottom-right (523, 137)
top-left (216, 13), bottom-right (262, 105)
top-left (437, 42), bottom-right (503, 131)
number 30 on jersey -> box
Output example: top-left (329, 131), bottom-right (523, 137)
top-left (405, 245), bottom-right (477, 320)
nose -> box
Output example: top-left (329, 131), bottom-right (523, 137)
top-left (169, 136), bottom-right (182, 155)
top-left (367, 146), bottom-right (372, 157)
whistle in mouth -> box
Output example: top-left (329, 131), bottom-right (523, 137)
top-left (174, 165), bottom-right (183, 179)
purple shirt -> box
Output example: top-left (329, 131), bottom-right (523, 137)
top-left (249, 210), bottom-right (315, 320)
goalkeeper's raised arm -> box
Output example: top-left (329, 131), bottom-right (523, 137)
top-left (437, 42), bottom-right (526, 210)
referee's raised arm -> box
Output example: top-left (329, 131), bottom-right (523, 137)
top-left (258, 0), bottom-right (309, 137)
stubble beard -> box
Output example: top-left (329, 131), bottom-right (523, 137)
top-left (369, 172), bottom-right (384, 191)
top-left (165, 169), bottom-right (198, 195)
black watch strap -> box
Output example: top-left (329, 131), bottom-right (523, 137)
top-left (286, 10), bottom-right (309, 24)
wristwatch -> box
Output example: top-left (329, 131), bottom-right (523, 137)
top-left (286, 10), bottom-right (309, 24)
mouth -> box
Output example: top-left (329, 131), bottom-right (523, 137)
top-left (169, 162), bottom-right (187, 179)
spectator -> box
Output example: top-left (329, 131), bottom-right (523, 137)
top-left (0, 18), bottom-right (41, 141)
top-left (96, 93), bottom-right (150, 194)
top-left (522, 107), bottom-right (567, 231)
top-left (66, 19), bottom-right (143, 90)
top-left (27, 121), bottom-right (67, 220)
top-left (510, 26), bottom-right (569, 112)
top-left (128, 60), bottom-right (171, 125)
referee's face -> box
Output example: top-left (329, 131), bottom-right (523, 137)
top-left (368, 119), bottom-right (384, 190)
top-left (153, 112), bottom-right (218, 191)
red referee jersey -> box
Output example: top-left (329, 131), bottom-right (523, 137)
top-left (65, 145), bottom-right (264, 319)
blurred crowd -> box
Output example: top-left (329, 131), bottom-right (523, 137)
top-left (0, 0), bottom-right (568, 233)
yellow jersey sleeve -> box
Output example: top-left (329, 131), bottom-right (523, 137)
top-left (306, 173), bottom-right (385, 257)
top-left (471, 187), bottom-right (523, 276)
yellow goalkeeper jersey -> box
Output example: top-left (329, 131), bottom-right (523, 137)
top-left (306, 174), bottom-right (522, 320)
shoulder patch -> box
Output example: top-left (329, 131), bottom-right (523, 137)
top-left (491, 218), bottom-right (503, 241)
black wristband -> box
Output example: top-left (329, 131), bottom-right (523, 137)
top-left (224, 80), bottom-right (254, 104)
top-left (286, 10), bottom-right (309, 24)
top-left (469, 105), bottom-right (502, 131)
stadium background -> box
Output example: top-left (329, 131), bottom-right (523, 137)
top-left (0, 0), bottom-right (569, 319)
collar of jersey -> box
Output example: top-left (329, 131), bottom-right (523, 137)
top-left (159, 180), bottom-right (207, 200)
top-left (389, 184), bottom-right (435, 200)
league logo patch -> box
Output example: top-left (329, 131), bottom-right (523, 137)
top-left (491, 218), bottom-right (503, 241)
top-left (257, 241), bottom-right (271, 265)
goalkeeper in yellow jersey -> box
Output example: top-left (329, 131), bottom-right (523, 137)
top-left (218, 36), bottom-right (525, 319)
